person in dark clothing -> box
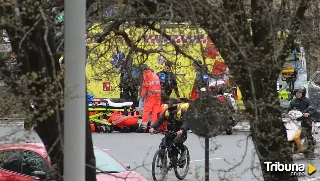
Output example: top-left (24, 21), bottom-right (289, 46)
top-left (120, 65), bottom-right (140, 108)
top-left (149, 96), bottom-right (188, 166)
top-left (192, 60), bottom-right (209, 90)
top-left (157, 62), bottom-right (180, 102)
top-left (288, 87), bottom-right (316, 157)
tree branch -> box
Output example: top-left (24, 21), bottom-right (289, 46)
top-left (277, 0), bottom-right (312, 65)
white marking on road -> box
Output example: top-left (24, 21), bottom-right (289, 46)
top-left (302, 177), bottom-right (320, 181)
top-left (190, 158), bottom-right (223, 163)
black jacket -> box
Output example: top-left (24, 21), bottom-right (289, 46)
top-left (152, 109), bottom-right (188, 132)
top-left (120, 68), bottom-right (140, 91)
top-left (157, 71), bottom-right (180, 97)
top-left (288, 97), bottom-right (315, 114)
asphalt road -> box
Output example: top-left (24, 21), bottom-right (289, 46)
top-left (0, 125), bottom-right (320, 181)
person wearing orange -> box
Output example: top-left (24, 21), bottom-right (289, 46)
top-left (140, 64), bottom-right (162, 131)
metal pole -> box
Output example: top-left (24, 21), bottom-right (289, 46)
top-left (205, 136), bottom-right (210, 181)
top-left (64, 0), bottom-right (86, 180)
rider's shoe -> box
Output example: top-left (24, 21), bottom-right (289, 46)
top-left (178, 150), bottom-right (187, 168)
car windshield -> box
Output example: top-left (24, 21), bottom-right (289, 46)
top-left (94, 148), bottom-right (127, 173)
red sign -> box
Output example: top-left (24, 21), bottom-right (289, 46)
top-left (212, 61), bottom-right (227, 75)
top-left (103, 82), bottom-right (111, 91)
top-left (205, 43), bottom-right (218, 59)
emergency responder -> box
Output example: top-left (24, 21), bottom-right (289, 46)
top-left (149, 97), bottom-right (188, 167)
top-left (193, 60), bottom-right (209, 90)
top-left (139, 64), bottom-right (162, 131)
top-left (288, 87), bottom-right (316, 157)
top-left (120, 64), bottom-right (140, 108)
top-left (157, 62), bottom-right (180, 102)
top-left (87, 92), bottom-right (94, 105)
top-left (190, 60), bottom-right (210, 100)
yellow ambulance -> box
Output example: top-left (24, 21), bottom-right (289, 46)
top-left (85, 23), bottom-right (245, 109)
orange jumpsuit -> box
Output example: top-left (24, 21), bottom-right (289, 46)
top-left (141, 70), bottom-right (162, 123)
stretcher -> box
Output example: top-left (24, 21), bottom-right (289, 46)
top-left (89, 98), bottom-right (133, 108)
top-left (89, 98), bottom-right (141, 118)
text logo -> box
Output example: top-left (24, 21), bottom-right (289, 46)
top-left (264, 162), bottom-right (316, 176)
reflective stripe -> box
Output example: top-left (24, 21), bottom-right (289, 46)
top-left (149, 81), bottom-right (160, 85)
top-left (147, 90), bottom-right (161, 94)
top-left (112, 117), bottom-right (128, 125)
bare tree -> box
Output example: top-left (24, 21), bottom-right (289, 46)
top-left (1, 0), bottom-right (318, 180)
top-left (0, 0), bottom-right (96, 180)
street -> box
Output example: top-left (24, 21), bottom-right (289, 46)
top-left (0, 125), bottom-right (320, 181)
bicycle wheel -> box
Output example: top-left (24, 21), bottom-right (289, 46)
top-left (174, 146), bottom-right (190, 180)
top-left (152, 149), bottom-right (168, 181)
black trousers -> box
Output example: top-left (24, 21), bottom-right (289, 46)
top-left (159, 132), bottom-right (187, 158)
top-left (301, 118), bottom-right (314, 152)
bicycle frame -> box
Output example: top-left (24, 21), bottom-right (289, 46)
top-left (159, 132), bottom-right (180, 167)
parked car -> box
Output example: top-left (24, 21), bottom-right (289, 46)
top-left (0, 143), bottom-right (147, 181)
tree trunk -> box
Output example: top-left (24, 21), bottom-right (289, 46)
top-left (1, 1), bottom-right (97, 180)
top-left (239, 69), bottom-right (297, 181)
top-left (244, 77), bottom-right (297, 181)
top-left (85, 86), bottom-right (97, 181)
top-left (34, 112), bottom-right (64, 179)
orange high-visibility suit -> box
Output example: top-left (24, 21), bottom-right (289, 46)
top-left (141, 70), bottom-right (162, 123)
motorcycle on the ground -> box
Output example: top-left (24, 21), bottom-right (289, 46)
top-left (194, 86), bottom-right (238, 135)
top-left (282, 110), bottom-right (316, 156)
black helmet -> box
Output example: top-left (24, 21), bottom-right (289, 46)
top-left (140, 64), bottom-right (149, 70)
top-left (162, 96), bottom-right (179, 111)
top-left (293, 87), bottom-right (306, 97)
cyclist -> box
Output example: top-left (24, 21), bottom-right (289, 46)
top-left (149, 97), bottom-right (188, 167)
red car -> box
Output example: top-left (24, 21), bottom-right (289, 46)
top-left (0, 143), bottom-right (147, 181)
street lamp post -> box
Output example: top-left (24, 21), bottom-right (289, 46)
top-left (64, 0), bottom-right (86, 180)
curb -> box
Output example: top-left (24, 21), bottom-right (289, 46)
top-left (0, 121), bottom-right (24, 126)
top-left (302, 177), bottom-right (320, 181)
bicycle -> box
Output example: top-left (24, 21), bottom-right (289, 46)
top-left (151, 130), bottom-right (190, 181)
